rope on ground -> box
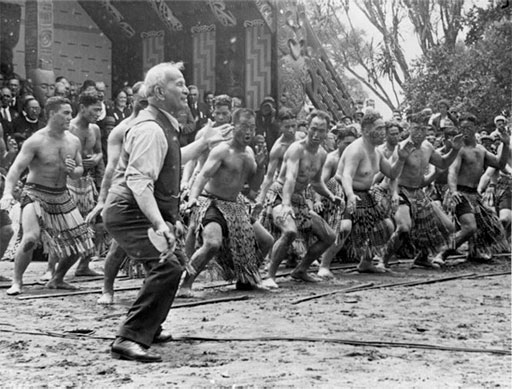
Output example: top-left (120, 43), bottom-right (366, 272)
top-left (291, 273), bottom-right (479, 305)
top-left (0, 327), bottom-right (508, 356)
top-left (16, 285), bottom-right (143, 300)
top-left (97, 295), bottom-right (251, 320)
top-left (291, 282), bottom-right (374, 305)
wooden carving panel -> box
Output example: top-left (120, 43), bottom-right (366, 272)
top-left (244, 21), bottom-right (271, 110)
top-left (192, 26), bottom-right (216, 96)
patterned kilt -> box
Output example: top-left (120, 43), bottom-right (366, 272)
top-left (67, 174), bottom-right (98, 216)
top-left (321, 178), bottom-right (345, 244)
top-left (345, 189), bottom-right (391, 259)
top-left (193, 194), bottom-right (263, 284)
top-left (259, 181), bottom-right (312, 257)
top-left (495, 174), bottom-right (512, 212)
top-left (450, 187), bottom-right (508, 255)
top-left (371, 184), bottom-right (393, 218)
top-left (399, 186), bottom-right (450, 255)
top-left (20, 183), bottom-right (94, 260)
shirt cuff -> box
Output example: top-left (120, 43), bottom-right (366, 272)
top-left (126, 176), bottom-right (154, 196)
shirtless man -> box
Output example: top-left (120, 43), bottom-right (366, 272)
top-left (478, 140), bottom-right (512, 236)
top-left (382, 122), bottom-right (463, 268)
top-left (181, 95), bottom-right (233, 191)
top-left (261, 110), bottom-right (340, 288)
top-left (65, 92), bottom-right (103, 277)
top-left (337, 110), bottom-right (413, 273)
top-left (441, 113), bottom-right (509, 261)
top-left (0, 96), bottom-right (94, 295)
top-left (180, 108), bottom-right (273, 296)
top-left (255, 109), bottom-right (297, 217)
top-left (181, 95), bottom-right (233, 256)
top-left (314, 127), bottom-right (357, 278)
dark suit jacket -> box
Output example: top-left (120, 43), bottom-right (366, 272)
top-left (0, 106), bottom-right (19, 138)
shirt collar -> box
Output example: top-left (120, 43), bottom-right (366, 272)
top-left (149, 105), bottom-right (181, 133)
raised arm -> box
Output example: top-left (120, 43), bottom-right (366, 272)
top-left (181, 121), bottom-right (232, 164)
top-left (429, 134), bottom-right (463, 169)
top-left (484, 133), bottom-right (510, 170)
top-left (379, 144), bottom-right (409, 179)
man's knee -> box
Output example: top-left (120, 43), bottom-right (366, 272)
top-left (280, 228), bottom-right (298, 243)
top-left (20, 233), bottom-right (39, 253)
top-left (460, 215), bottom-right (477, 235)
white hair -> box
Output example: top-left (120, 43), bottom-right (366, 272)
top-left (144, 62), bottom-right (184, 98)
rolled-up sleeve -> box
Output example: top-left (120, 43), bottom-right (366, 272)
top-left (124, 122), bottom-right (168, 196)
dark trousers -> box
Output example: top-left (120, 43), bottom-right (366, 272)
top-left (103, 193), bottom-right (184, 347)
top-left (117, 254), bottom-right (182, 347)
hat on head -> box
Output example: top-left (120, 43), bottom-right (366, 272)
top-left (494, 115), bottom-right (506, 124)
top-left (480, 134), bottom-right (493, 142)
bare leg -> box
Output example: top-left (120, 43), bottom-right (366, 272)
top-left (253, 221), bottom-right (274, 258)
top-left (40, 254), bottom-right (57, 282)
top-left (382, 204), bottom-right (410, 267)
top-left (75, 254), bottom-right (102, 276)
top-left (262, 205), bottom-right (297, 289)
top-left (499, 209), bottom-right (511, 246)
top-left (7, 203), bottom-right (40, 295)
top-left (442, 213), bottom-right (477, 259)
top-left (98, 240), bottom-right (126, 305)
top-left (318, 220), bottom-right (351, 278)
top-left (46, 253), bottom-right (80, 290)
top-left (0, 224), bottom-right (13, 282)
top-left (178, 222), bottom-right (222, 297)
top-left (184, 218), bottom-right (197, 259)
top-left (292, 213), bottom-right (335, 282)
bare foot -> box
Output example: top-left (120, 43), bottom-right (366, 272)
top-left (75, 267), bottom-right (103, 277)
top-left (177, 287), bottom-right (204, 298)
top-left (357, 261), bottom-right (386, 273)
top-left (45, 280), bottom-right (79, 290)
top-left (432, 254), bottom-right (445, 266)
top-left (317, 267), bottom-right (335, 279)
top-left (97, 292), bottom-right (114, 305)
top-left (6, 283), bottom-right (22, 296)
top-left (262, 278), bottom-right (279, 289)
top-left (291, 270), bottom-right (321, 282)
top-left (39, 271), bottom-right (52, 282)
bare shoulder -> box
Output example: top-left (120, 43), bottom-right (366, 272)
top-left (22, 130), bottom-right (46, 150)
top-left (344, 138), bottom-right (363, 158)
top-left (326, 149), bottom-right (339, 163)
top-left (90, 123), bottom-right (101, 134)
top-left (65, 130), bottom-right (81, 146)
top-left (284, 140), bottom-right (305, 159)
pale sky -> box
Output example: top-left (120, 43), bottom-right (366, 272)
top-left (340, 0), bottom-right (490, 118)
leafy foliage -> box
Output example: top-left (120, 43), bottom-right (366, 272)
top-left (403, 6), bottom-right (511, 127)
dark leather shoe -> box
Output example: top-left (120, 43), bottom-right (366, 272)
top-left (153, 329), bottom-right (173, 344)
top-left (111, 338), bottom-right (162, 362)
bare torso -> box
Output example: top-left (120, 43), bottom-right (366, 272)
top-left (277, 140), bottom-right (326, 193)
top-left (398, 140), bottom-right (434, 188)
top-left (69, 119), bottom-right (99, 158)
top-left (457, 145), bottom-right (487, 188)
top-left (205, 143), bottom-right (256, 201)
top-left (343, 138), bottom-right (380, 191)
top-left (25, 129), bottom-right (81, 187)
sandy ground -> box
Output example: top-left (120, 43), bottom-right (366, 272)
top-left (0, 255), bottom-right (510, 388)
